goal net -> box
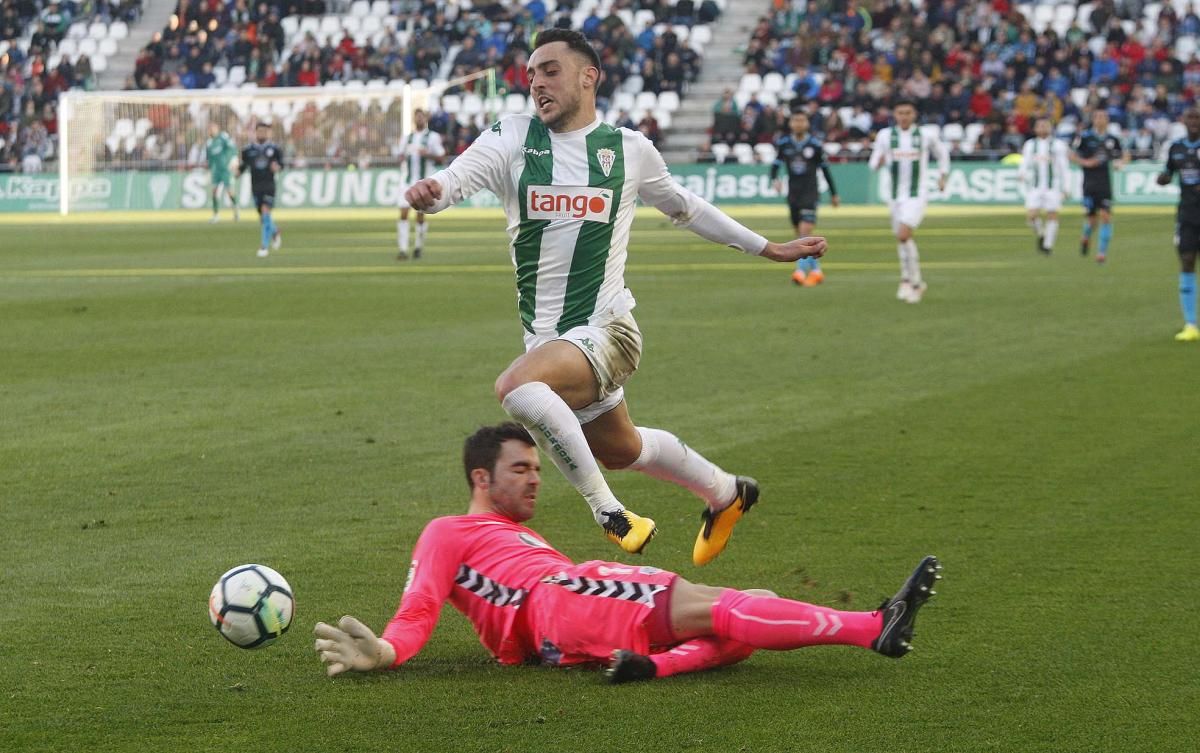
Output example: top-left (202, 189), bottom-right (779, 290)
top-left (56, 71), bottom-right (505, 215)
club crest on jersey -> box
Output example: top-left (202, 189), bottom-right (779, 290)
top-left (526, 185), bottom-right (613, 222)
top-left (596, 147), bottom-right (616, 178)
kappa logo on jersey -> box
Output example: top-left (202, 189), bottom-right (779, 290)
top-left (518, 532), bottom-right (552, 550)
top-left (526, 185), bottom-right (613, 222)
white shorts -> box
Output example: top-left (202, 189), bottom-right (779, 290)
top-left (523, 313), bottom-right (643, 424)
top-left (1024, 188), bottom-right (1063, 213)
top-left (890, 197), bottom-right (927, 233)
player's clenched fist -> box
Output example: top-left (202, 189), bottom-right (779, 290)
top-left (405, 178), bottom-right (443, 211)
top-left (761, 236), bottom-right (827, 263)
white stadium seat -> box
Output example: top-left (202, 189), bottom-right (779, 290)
top-left (67, 22), bottom-right (88, 39)
top-left (78, 38), bottom-right (98, 57)
top-left (754, 142), bottom-right (777, 164)
top-left (461, 93), bottom-right (484, 116)
top-left (440, 93), bottom-right (462, 114)
top-left (762, 72), bottom-right (785, 93)
top-left (634, 91), bottom-right (657, 111)
top-left (613, 91), bottom-right (635, 112)
top-left (505, 93), bottom-right (526, 114)
top-left (711, 143), bottom-right (731, 163)
top-left (732, 143), bottom-right (755, 164)
top-left (91, 53), bottom-right (107, 72)
top-left (350, 0), bottom-right (370, 17)
top-left (942, 122), bottom-right (965, 145)
top-left (88, 22), bottom-right (107, 39)
top-left (653, 109), bottom-right (672, 129)
top-left (657, 91), bottom-right (680, 112)
top-left (108, 21), bottom-right (128, 40)
top-left (57, 38), bottom-right (77, 58)
top-left (228, 65), bottom-right (246, 85)
top-left (370, 0), bottom-right (389, 16)
top-left (99, 38), bottom-right (117, 57)
top-left (690, 26), bottom-right (712, 46)
top-left (739, 72), bottom-right (762, 92)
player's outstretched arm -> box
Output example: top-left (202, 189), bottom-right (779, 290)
top-left (313, 615), bottom-right (398, 677)
top-left (761, 236), bottom-right (827, 263)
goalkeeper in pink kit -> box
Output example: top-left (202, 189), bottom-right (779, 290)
top-left (313, 423), bottom-right (942, 682)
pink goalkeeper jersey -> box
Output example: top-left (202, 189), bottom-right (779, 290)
top-left (381, 513), bottom-right (574, 666)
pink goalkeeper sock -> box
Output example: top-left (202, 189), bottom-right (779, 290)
top-left (711, 589), bottom-right (882, 650)
top-left (650, 638), bottom-right (755, 678)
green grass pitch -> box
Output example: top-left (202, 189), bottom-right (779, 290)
top-left (2, 205), bottom-right (1196, 752)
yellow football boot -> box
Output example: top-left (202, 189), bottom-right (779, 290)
top-left (602, 509), bottom-right (658, 554)
top-left (693, 477), bottom-right (759, 566)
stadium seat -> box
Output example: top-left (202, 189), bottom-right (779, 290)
top-left (691, 26), bottom-right (712, 46)
top-left (739, 73), bottom-right (762, 92)
top-left (653, 109), bottom-right (672, 129)
top-left (671, 24), bottom-right (690, 42)
top-left (88, 22), bottom-right (107, 39)
top-left (920, 124), bottom-right (939, 141)
top-left (67, 22), bottom-right (88, 39)
top-left (299, 16), bottom-right (320, 35)
top-left (964, 122), bottom-right (985, 150)
top-left (461, 94), bottom-right (484, 116)
top-left (281, 16), bottom-right (299, 36)
top-left (342, 17), bottom-right (361, 34)
top-left (657, 91), bottom-right (680, 112)
top-left (370, 0), bottom-right (389, 16)
top-left (323, 80), bottom-right (345, 89)
top-left (613, 91), bottom-right (635, 112)
top-left (505, 93), bottom-right (526, 114)
top-left (634, 9), bottom-right (655, 30)
top-left (213, 66), bottom-right (228, 86)
top-left (410, 78), bottom-right (429, 90)
top-left (845, 142), bottom-right (864, 155)
top-left (321, 16), bottom-right (343, 37)
top-left (762, 72), bottom-right (785, 93)
top-left (109, 21), bottom-right (128, 40)
top-left (91, 53), bottom-right (107, 72)
top-left (344, 80), bottom-right (365, 90)
top-left (99, 38), bottom-right (117, 58)
top-left (942, 122), bottom-right (965, 146)
top-left (229, 66), bottom-right (247, 85)
top-left (758, 91), bottom-right (778, 107)
top-left (732, 143), bottom-right (755, 164)
top-left (1069, 87), bottom-right (1089, 109)
top-left (634, 91), bottom-right (657, 112)
top-left (365, 79), bottom-right (385, 89)
top-left (1177, 36), bottom-right (1198, 60)
top-left (1033, 4), bottom-right (1054, 33)
top-left (616, 9), bottom-right (634, 29)
top-left (823, 141), bottom-right (841, 156)
top-left (711, 143), bottom-right (731, 163)
top-left (58, 38), bottom-right (77, 59)
top-left (361, 15), bottom-right (382, 34)
top-left (754, 142), bottom-right (777, 164)
top-left (620, 75), bottom-right (643, 94)
top-left (440, 93), bottom-right (462, 114)
top-left (350, 0), bottom-right (370, 17)
top-left (79, 38), bottom-right (98, 57)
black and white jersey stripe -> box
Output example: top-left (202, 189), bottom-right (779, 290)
top-left (541, 573), bottom-right (666, 607)
top-left (455, 564), bottom-right (527, 608)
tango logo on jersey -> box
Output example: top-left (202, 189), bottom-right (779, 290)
top-left (526, 185), bottom-right (613, 222)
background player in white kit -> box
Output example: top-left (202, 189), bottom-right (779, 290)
top-left (1020, 118), bottom-right (1070, 255)
top-left (396, 108), bottom-right (445, 260)
top-left (868, 100), bottom-right (951, 304)
top-left (405, 29), bottom-right (827, 563)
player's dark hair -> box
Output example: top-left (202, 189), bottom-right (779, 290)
top-left (893, 98), bottom-right (918, 111)
top-left (463, 422), bottom-right (536, 489)
top-left (533, 28), bottom-right (602, 71)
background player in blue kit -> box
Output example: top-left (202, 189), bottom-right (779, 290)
top-left (771, 111), bottom-right (839, 286)
top-left (237, 121), bottom-right (284, 258)
top-left (1072, 110), bottom-right (1126, 264)
top-left (1157, 109), bottom-right (1200, 341)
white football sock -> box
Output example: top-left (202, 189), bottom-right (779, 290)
top-left (897, 242), bottom-right (910, 282)
top-left (628, 427), bottom-right (736, 511)
top-left (415, 221), bottom-right (427, 248)
top-left (398, 221), bottom-right (409, 252)
top-left (905, 239), bottom-right (922, 284)
top-left (1044, 219), bottom-right (1059, 248)
top-left (501, 382), bottom-right (622, 524)
top-left (1031, 216), bottom-right (1044, 236)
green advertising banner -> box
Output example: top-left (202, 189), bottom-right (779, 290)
top-left (0, 162), bottom-right (1183, 213)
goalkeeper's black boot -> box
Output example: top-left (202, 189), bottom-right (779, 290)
top-left (872, 555), bottom-right (942, 658)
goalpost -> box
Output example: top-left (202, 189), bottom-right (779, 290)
top-left (57, 70), bottom-right (505, 215)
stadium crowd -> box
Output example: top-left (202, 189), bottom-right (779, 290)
top-left (2, 0), bottom-right (143, 170)
top-left (708, 0), bottom-right (1200, 160)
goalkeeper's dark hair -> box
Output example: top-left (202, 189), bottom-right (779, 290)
top-left (532, 27), bottom-right (602, 71)
top-left (463, 422), bottom-right (537, 489)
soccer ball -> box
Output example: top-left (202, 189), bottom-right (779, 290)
top-left (208, 564), bottom-right (295, 649)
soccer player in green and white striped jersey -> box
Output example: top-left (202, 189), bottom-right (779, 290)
top-left (405, 29), bottom-right (827, 562)
top-left (396, 109), bottom-right (445, 260)
top-left (1019, 118), bottom-right (1070, 255)
top-left (206, 122), bottom-right (239, 223)
top-left (868, 100), bottom-right (951, 303)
